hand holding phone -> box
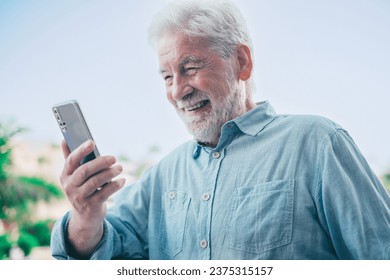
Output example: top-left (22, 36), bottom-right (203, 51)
top-left (52, 100), bottom-right (126, 258)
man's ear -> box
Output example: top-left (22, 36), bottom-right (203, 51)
top-left (236, 44), bottom-right (253, 81)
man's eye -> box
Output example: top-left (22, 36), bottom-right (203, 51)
top-left (185, 67), bottom-right (199, 75)
top-left (163, 75), bottom-right (173, 82)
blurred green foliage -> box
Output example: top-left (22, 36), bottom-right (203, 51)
top-left (17, 231), bottom-right (39, 256)
top-left (0, 234), bottom-right (12, 259)
top-left (0, 122), bottom-right (63, 259)
top-left (20, 219), bottom-right (55, 246)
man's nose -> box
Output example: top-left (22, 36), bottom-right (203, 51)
top-left (171, 76), bottom-right (192, 101)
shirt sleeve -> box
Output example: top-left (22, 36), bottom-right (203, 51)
top-left (315, 128), bottom-right (390, 259)
top-left (50, 211), bottom-right (75, 260)
top-left (49, 211), bottom-right (126, 259)
top-left (50, 181), bottom-right (150, 260)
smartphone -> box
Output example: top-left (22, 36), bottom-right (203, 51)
top-left (52, 100), bottom-right (100, 165)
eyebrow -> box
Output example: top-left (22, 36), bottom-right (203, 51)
top-left (159, 55), bottom-right (205, 75)
top-left (179, 55), bottom-right (204, 66)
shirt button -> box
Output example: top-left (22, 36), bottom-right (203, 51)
top-left (212, 151), bottom-right (220, 159)
top-left (169, 191), bottom-right (176, 200)
top-left (202, 193), bottom-right (210, 201)
top-left (200, 239), bottom-right (208, 249)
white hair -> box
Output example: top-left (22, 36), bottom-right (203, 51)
top-left (148, 0), bottom-right (253, 59)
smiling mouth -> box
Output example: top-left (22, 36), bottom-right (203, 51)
top-left (185, 100), bottom-right (210, 112)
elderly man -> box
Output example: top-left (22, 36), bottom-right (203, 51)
top-left (51, 0), bottom-right (390, 259)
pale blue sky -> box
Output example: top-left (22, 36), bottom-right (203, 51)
top-left (0, 0), bottom-right (389, 173)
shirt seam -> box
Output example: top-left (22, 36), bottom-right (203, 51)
top-left (313, 128), bottom-right (347, 203)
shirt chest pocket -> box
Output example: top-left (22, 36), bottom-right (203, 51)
top-left (159, 190), bottom-right (190, 258)
top-left (227, 179), bottom-right (294, 254)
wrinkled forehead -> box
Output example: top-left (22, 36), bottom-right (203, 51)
top-left (157, 32), bottom-right (210, 57)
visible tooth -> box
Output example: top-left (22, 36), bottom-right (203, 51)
top-left (189, 102), bottom-right (201, 110)
top-left (184, 100), bottom-right (208, 111)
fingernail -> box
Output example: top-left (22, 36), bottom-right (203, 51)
top-left (108, 156), bottom-right (116, 164)
top-left (83, 140), bottom-right (93, 149)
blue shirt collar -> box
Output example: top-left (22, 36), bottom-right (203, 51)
top-left (230, 100), bottom-right (277, 137)
top-left (194, 101), bottom-right (277, 152)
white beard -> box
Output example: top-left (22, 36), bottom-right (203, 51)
top-left (177, 81), bottom-right (247, 146)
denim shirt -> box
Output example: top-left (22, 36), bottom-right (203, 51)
top-left (51, 101), bottom-right (390, 259)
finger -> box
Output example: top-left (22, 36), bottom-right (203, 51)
top-left (61, 140), bottom-right (71, 159)
top-left (70, 155), bottom-right (117, 188)
top-left (64, 140), bottom-right (96, 175)
top-left (79, 164), bottom-right (123, 197)
top-left (62, 166), bottom-right (123, 217)
top-left (89, 178), bottom-right (126, 204)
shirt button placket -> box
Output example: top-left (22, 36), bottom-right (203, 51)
top-left (201, 149), bottom-right (222, 259)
